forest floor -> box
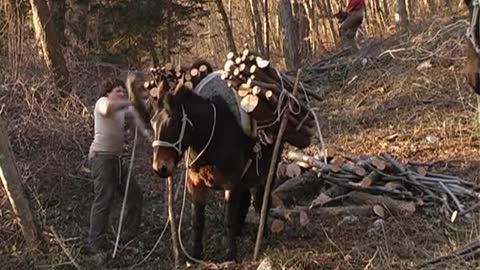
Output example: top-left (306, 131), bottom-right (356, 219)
top-left (1, 11), bottom-right (480, 270)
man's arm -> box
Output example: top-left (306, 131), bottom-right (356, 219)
top-left (125, 106), bottom-right (153, 142)
top-left (97, 98), bottom-right (131, 117)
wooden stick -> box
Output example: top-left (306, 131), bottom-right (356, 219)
top-left (167, 177), bottom-right (180, 269)
top-left (381, 153), bottom-right (437, 199)
top-left (253, 69), bottom-right (302, 260)
top-left (50, 226), bottom-right (82, 270)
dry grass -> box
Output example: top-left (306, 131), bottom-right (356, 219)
top-left (1, 12), bottom-right (480, 270)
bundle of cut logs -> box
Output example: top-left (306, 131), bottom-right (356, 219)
top-left (220, 44), bottom-right (323, 149)
top-left (143, 62), bottom-right (212, 94)
top-left (270, 150), bottom-right (480, 232)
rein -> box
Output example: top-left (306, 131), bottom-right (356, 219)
top-left (467, 0), bottom-right (480, 55)
top-left (152, 103), bottom-right (217, 168)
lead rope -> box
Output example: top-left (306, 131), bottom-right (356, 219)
top-left (188, 103), bottom-right (216, 167)
top-left (112, 126), bottom-right (138, 258)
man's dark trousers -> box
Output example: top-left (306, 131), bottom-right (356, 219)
top-left (88, 153), bottom-right (143, 250)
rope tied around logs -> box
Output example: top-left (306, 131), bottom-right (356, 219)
top-left (256, 68), bottom-right (302, 130)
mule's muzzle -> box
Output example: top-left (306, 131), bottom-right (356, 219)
top-left (152, 163), bottom-right (172, 178)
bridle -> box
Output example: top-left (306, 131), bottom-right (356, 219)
top-left (466, 0), bottom-right (480, 55)
top-left (151, 103), bottom-right (217, 167)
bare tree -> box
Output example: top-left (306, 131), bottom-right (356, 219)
top-left (396, 0), bottom-right (409, 32)
top-left (5, 0), bottom-right (25, 79)
top-left (215, 0), bottom-right (237, 53)
top-left (46, 0), bottom-right (66, 44)
top-left (279, 0), bottom-right (300, 70)
top-left (0, 118), bottom-right (38, 250)
top-left (248, 0), bottom-right (266, 56)
top-left (29, 0), bottom-right (71, 95)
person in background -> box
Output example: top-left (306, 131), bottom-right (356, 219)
top-left (336, 0), bottom-right (366, 52)
top-left (87, 78), bottom-right (149, 263)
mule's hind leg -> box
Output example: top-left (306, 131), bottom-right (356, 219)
top-left (252, 185), bottom-right (272, 236)
top-left (188, 180), bottom-right (207, 260)
top-left (234, 189), bottom-right (251, 237)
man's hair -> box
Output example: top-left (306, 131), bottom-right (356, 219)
top-left (100, 78), bottom-right (126, 98)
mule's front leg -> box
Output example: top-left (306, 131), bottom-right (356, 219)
top-left (191, 201), bottom-right (205, 259)
top-left (224, 190), bottom-right (239, 262)
top-left (188, 179), bottom-right (207, 260)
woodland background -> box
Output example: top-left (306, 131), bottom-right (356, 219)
top-left (1, 0), bottom-right (480, 269)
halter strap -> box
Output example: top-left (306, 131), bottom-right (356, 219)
top-left (152, 106), bottom-right (193, 154)
top-left (152, 103), bottom-right (217, 168)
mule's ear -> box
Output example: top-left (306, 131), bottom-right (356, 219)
top-left (172, 81), bottom-right (191, 96)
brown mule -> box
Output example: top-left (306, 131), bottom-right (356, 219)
top-left (127, 65), bottom-right (278, 263)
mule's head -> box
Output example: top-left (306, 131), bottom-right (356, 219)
top-left (464, 0), bottom-right (480, 95)
top-left (150, 81), bottom-right (195, 178)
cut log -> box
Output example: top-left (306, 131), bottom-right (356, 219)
top-left (270, 206), bottom-right (377, 219)
top-left (240, 94), bottom-right (259, 113)
top-left (341, 161), bottom-right (367, 176)
top-left (270, 219), bottom-right (285, 233)
top-left (359, 171), bottom-right (380, 187)
top-left (286, 151), bottom-right (341, 173)
top-left (273, 171), bottom-right (323, 203)
top-left (330, 156), bottom-right (345, 168)
top-left (346, 191), bottom-right (416, 216)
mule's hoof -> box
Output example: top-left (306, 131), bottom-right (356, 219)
top-left (224, 251), bottom-right (238, 263)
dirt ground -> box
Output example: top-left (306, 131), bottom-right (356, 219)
top-left (1, 13), bottom-right (480, 270)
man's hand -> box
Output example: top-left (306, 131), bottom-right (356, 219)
top-left (334, 10), bottom-right (348, 23)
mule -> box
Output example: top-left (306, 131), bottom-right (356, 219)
top-left (128, 67), bottom-right (277, 262)
top-left (464, 0), bottom-right (480, 95)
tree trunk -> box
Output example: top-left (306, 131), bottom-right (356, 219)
top-left (65, 0), bottom-right (88, 48)
top-left (279, 0), bottom-right (300, 70)
top-left (215, 0), bottom-right (237, 53)
top-left (46, 0), bottom-right (66, 45)
top-left (265, 0), bottom-right (270, 58)
top-left (29, 0), bottom-right (71, 95)
top-left (248, 0), bottom-right (267, 56)
top-left (5, 0), bottom-right (25, 80)
top-left (0, 118), bottom-right (37, 250)
top-left (296, 1), bottom-right (311, 61)
top-left (396, 0), bottom-right (409, 32)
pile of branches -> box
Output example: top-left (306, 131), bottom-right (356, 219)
top-left (220, 44), bottom-right (323, 149)
top-left (270, 150), bottom-right (480, 231)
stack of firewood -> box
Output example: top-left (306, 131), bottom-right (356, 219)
top-left (270, 150), bottom-right (480, 231)
top-left (143, 62), bottom-right (212, 94)
top-left (220, 44), bottom-right (322, 149)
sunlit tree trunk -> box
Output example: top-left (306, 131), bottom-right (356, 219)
top-left (279, 0), bottom-right (299, 70)
top-left (0, 118), bottom-right (38, 250)
top-left (248, 0), bottom-right (266, 56)
top-left (29, 0), bottom-right (71, 95)
top-left (215, 0), bottom-right (237, 52)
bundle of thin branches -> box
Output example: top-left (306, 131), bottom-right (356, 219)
top-left (283, 151), bottom-right (480, 218)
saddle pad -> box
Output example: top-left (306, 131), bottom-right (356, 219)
top-left (194, 71), bottom-right (255, 139)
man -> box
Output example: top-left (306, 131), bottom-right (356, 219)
top-left (337, 0), bottom-right (366, 52)
top-left (87, 78), bottom-right (147, 261)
